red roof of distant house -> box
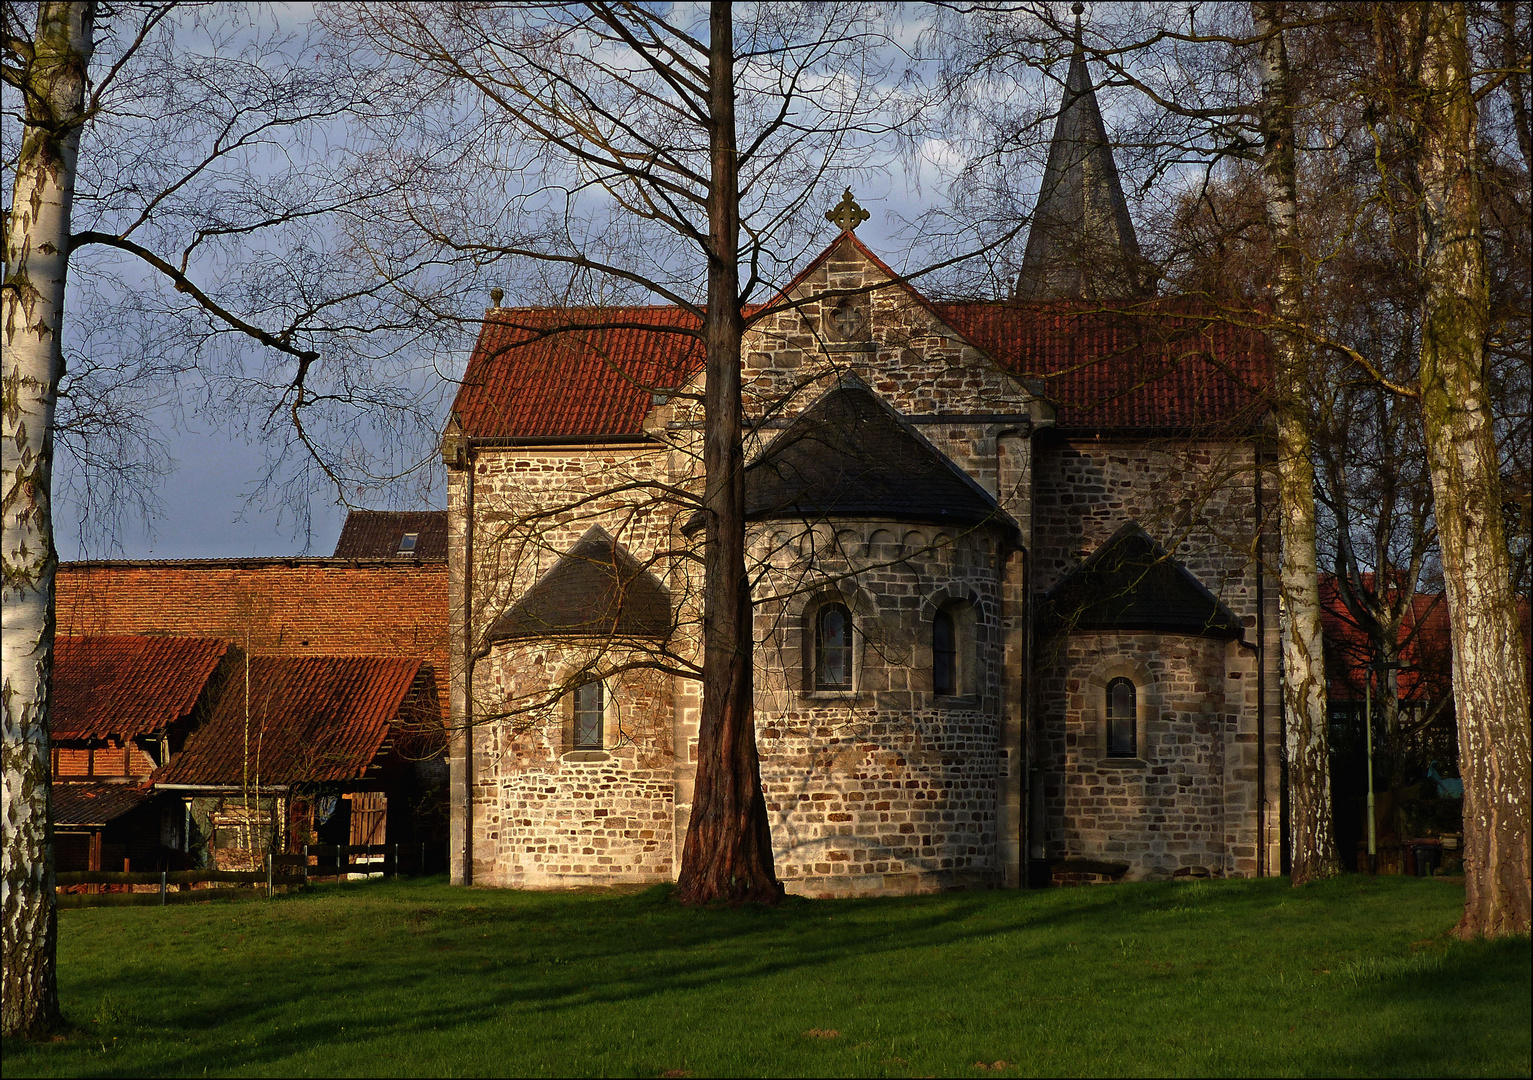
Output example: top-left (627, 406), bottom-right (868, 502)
top-left (1321, 579), bottom-right (1453, 703)
top-left (52, 636), bottom-right (231, 741)
top-left (453, 267), bottom-right (1271, 441)
top-left (154, 656), bottom-right (437, 786)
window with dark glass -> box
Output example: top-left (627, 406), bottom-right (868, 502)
top-left (574, 680), bottom-right (604, 750)
top-left (1106, 677), bottom-right (1136, 757)
top-left (933, 609), bottom-right (957, 695)
top-left (815, 603), bottom-right (853, 689)
top-left (398, 532), bottom-right (418, 553)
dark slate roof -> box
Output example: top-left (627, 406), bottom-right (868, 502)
top-left (52, 782), bottom-right (156, 827)
top-left (489, 526), bottom-right (672, 641)
top-left (1043, 522), bottom-right (1243, 637)
top-left (154, 656), bottom-right (434, 786)
top-left (52, 636), bottom-right (232, 740)
top-left (333, 510), bottom-right (448, 559)
top-left (740, 378), bottom-right (1015, 532)
top-left (1015, 22), bottom-right (1148, 301)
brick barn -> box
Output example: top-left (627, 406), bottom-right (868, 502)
top-left (443, 42), bottom-right (1284, 896)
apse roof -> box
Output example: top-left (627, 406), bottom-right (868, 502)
top-left (1044, 522), bottom-right (1244, 637)
top-left (489, 526), bottom-right (672, 641)
top-left (737, 378), bottom-right (1015, 533)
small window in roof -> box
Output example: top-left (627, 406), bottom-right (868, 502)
top-left (398, 532), bottom-right (418, 553)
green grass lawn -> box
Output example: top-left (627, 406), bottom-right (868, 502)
top-left (4, 875), bottom-right (1528, 1078)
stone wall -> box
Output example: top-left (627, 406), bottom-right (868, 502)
top-left (469, 641), bottom-right (674, 887)
top-left (749, 519), bottom-right (1017, 895)
top-left (1030, 435), bottom-right (1281, 879)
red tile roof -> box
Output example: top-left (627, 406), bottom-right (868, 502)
top-left (52, 636), bottom-right (231, 741)
top-left (933, 299), bottom-right (1272, 433)
top-left (52, 782), bottom-right (157, 826)
top-left (154, 656), bottom-right (437, 786)
top-left (453, 306), bottom-right (703, 440)
top-left (454, 285), bottom-right (1271, 441)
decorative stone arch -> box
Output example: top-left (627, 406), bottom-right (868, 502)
top-left (794, 582), bottom-right (876, 698)
top-left (919, 585), bottom-right (984, 699)
top-left (549, 658), bottom-right (624, 762)
top-left (1084, 654), bottom-right (1154, 765)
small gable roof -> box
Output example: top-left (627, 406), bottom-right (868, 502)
top-left (1044, 522), bottom-right (1244, 637)
top-left (154, 656), bottom-right (431, 786)
top-left (738, 378), bottom-right (1015, 533)
top-left (489, 526), bottom-right (672, 642)
top-left (52, 635), bottom-right (232, 741)
top-left (333, 510), bottom-right (448, 560)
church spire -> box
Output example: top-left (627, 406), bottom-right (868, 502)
top-left (1014, 3), bottom-right (1149, 300)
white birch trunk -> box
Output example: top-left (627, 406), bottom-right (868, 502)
top-left (1252, 1), bottom-right (1340, 884)
top-left (2, 0), bottom-right (94, 1037)
top-left (1408, 2), bottom-right (1532, 938)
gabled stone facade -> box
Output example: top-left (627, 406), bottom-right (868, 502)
top-left (445, 230), bottom-right (1282, 896)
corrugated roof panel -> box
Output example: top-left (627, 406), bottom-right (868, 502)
top-left (153, 656), bottom-right (426, 786)
top-left (52, 636), bottom-right (231, 740)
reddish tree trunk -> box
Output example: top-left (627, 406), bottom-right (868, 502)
top-left (673, 2), bottom-right (783, 906)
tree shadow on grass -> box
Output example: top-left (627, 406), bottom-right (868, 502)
top-left (18, 876), bottom-right (1525, 1078)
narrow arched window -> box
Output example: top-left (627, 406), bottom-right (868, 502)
top-left (933, 609), bottom-right (957, 695)
top-left (574, 680), bottom-right (604, 750)
top-left (815, 603), bottom-right (853, 689)
top-left (1106, 677), bottom-right (1136, 757)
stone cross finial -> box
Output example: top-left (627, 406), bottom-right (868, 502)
top-left (826, 189), bottom-right (870, 233)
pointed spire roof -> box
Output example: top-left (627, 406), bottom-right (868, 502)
top-left (489, 526), bottom-right (671, 641)
top-left (1015, 7), bottom-right (1149, 300)
top-left (737, 377), bottom-right (1016, 532)
top-left (1043, 522), bottom-right (1244, 637)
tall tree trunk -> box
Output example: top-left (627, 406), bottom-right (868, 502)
top-left (1407, 1), bottom-right (1532, 938)
top-left (1252, 1), bottom-right (1341, 885)
top-left (2, 0), bottom-right (94, 1038)
top-left (673, 2), bottom-right (782, 906)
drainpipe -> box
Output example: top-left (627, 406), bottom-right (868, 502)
top-left (1255, 447), bottom-right (1267, 877)
top-left (462, 437), bottom-right (477, 885)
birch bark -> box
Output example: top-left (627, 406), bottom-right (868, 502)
top-left (1252, 0), bottom-right (1340, 885)
top-left (1406, 1), bottom-right (1531, 938)
top-left (1, 0), bottom-right (94, 1038)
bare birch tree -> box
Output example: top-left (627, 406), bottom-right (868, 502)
top-left (1399, 1), bottom-right (1531, 937)
top-left (2, 0), bottom-right (447, 1034)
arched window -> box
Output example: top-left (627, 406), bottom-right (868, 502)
top-left (932, 609), bottom-right (957, 695)
top-left (815, 603), bottom-right (853, 689)
top-left (573, 680), bottom-right (604, 750)
top-left (1106, 677), bottom-right (1136, 757)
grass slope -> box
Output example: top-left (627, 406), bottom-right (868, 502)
top-left (5, 875), bottom-right (1528, 1078)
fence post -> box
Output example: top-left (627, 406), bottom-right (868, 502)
top-left (267, 853), bottom-right (274, 899)
top-left (160, 870), bottom-right (167, 906)
top-left (392, 843), bottom-right (399, 879)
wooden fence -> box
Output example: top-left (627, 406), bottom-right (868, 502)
top-left (56, 843), bottom-right (430, 908)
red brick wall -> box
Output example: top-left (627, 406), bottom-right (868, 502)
top-left (57, 561), bottom-right (449, 715)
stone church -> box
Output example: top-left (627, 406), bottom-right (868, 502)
top-left (442, 42), bottom-right (1283, 896)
